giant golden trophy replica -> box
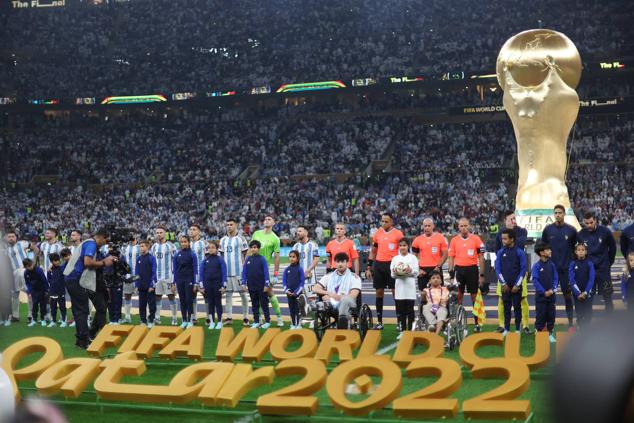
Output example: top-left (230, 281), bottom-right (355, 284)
top-left (496, 29), bottom-right (581, 237)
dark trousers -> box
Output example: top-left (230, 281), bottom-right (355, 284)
top-left (574, 296), bottom-right (593, 328)
top-left (66, 279), bottom-right (90, 345)
top-left (287, 294), bottom-right (300, 326)
top-left (535, 295), bottom-right (556, 332)
top-left (204, 286), bottom-right (223, 322)
top-left (88, 286), bottom-right (108, 338)
top-left (593, 271), bottom-right (614, 312)
top-left (249, 288), bottom-right (270, 323)
top-left (502, 290), bottom-right (522, 331)
top-left (395, 299), bottom-right (415, 332)
top-left (50, 294), bottom-right (67, 322)
top-left (138, 289), bottom-right (156, 324)
top-left (31, 290), bottom-right (48, 321)
top-left (627, 289), bottom-right (634, 312)
top-left (108, 285), bottom-right (123, 323)
top-left (176, 281), bottom-right (194, 322)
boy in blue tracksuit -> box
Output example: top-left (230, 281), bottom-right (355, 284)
top-left (576, 212), bottom-right (616, 312)
top-left (173, 235), bottom-right (198, 328)
top-left (242, 240), bottom-right (271, 329)
top-left (199, 240), bottom-right (227, 330)
top-left (23, 258), bottom-right (49, 327)
top-left (531, 241), bottom-right (558, 342)
top-left (47, 253), bottom-right (67, 327)
top-left (569, 243), bottom-right (595, 328)
top-left (283, 250), bottom-right (305, 329)
top-left (135, 240), bottom-right (157, 326)
top-left (495, 228), bottom-right (527, 335)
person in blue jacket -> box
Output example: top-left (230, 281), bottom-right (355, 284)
top-left (23, 258), bottom-right (49, 327)
top-left (199, 240), bottom-right (227, 330)
top-left (173, 235), bottom-right (198, 328)
top-left (531, 241), bottom-right (558, 343)
top-left (135, 240), bottom-right (157, 327)
top-left (495, 228), bottom-right (527, 335)
top-left (241, 240), bottom-right (271, 329)
top-left (569, 243), bottom-right (595, 329)
top-left (47, 252), bottom-right (67, 327)
top-left (283, 250), bottom-right (305, 329)
top-left (541, 204), bottom-right (577, 330)
top-left (576, 211), bottom-right (616, 313)
top-left (620, 222), bottom-right (634, 257)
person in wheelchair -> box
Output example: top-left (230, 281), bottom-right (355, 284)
top-left (421, 271), bottom-right (449, 335)
top-left (312, 252), bottom-right (362, 329)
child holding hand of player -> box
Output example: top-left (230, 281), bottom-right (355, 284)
top-left (199, 241), bottom-right (227, 330)
top-left (390, 238), bottom-right (418, 337)
top-left (569, 243), bottom-right (595, 328)
top-left (242, 240), bottom-right (272, 329)
top-left (283, 250), bottom-right (305, 329)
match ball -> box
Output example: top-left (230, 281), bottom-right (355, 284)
top-left (395, 261), bottom-right (409, 276)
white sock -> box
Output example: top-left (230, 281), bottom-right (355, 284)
top-left (125, 300), bottom-right (132, 320)
top-left (170, 300), bottom-right (177, 320)
top-left (27, 297), bottom-right (33, 319)
top-left (225, 292), bottom-right (233, 318)
top-left (241, 291), bottom-right (249, 319)
top-left (208, 314), bottom-right (214, 323)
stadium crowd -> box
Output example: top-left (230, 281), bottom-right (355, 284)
top-left (1, 0), bottom-right (632, 98)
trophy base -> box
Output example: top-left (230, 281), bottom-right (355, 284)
top-left (515, 208), bottom-right (580, 238)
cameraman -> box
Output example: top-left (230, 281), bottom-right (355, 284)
top-left (63, 228), bottom-right (115, 349)
top-left (92, 243), bottom-right (112, 335)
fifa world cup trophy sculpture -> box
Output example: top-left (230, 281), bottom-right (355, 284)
top-left (496, 29), bottom-right (582, 236)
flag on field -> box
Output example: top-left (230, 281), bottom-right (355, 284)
top-left (473, 288), bottom-right (486, 323)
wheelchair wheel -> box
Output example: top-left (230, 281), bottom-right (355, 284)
top-left (453, 305), bottom-right (468, 344)
top-left (313, 309), bottom-right (330, 341)
top-left (357, 304), bottom-right (373, 340)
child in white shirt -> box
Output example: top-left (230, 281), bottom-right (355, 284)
top-left (390, 238), bottom-right (419, 337)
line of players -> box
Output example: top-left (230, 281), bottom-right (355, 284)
top-left (4, 207), bottom-right (634, 338)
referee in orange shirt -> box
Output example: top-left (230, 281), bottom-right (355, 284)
top-left (412, 218), bottom-right (448, 290)
top-left (325, 223), bottom-right (360, 274)
top-left (448, 217), bottom-right (486, 332)
top-left (365, 213), bottom-right (404, 330)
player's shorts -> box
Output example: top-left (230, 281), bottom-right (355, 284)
top-left (417, 266), bottom-right (444, 290)
top-left (496, 275), bottom-right (528, 297)
top-left (123, 282), bottom-right (136, 295)
top-left (372, 261), bottom-right (395, 290)
top-left (225, 276), bottom-right (243, 292)
top-left (455, 265), bottom-right (479, 295)
top-left (155, 279), bottom-right (174, 296)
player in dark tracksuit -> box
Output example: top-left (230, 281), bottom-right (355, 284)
top-left (242, 240), bottom-right (271, 329)
top-left (173, 236), bottom-right (198, 327)
top-left (569, 243), bottom-right (595, 329)
top-left (135, 241), bottom-right (157, 325)
top-left (283, 250), bottom-right (305, 329)
top-left (620, 222), bottom-right (634, 257)
top-left (531, 241), bottom-right (558, 342)
top-left (541, 205), bottom-right (577, 328)
top-left (23, 258), bottom-right (49, 326)
top-left (47, 253), bottom-right (67, 327)
top-left (576, 213), bottom-right (616, 313)
top-left (199, 241), bottom-right (227, 329)
top-left (495, 229), bottom-right (527, 334)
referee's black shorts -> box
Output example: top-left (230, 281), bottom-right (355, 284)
top-left (455, 265), bottom-right (479, 294)
top-left (372, 261), bottom-right (395, 290)
top-left (417, 266), bottom-right (444, 290)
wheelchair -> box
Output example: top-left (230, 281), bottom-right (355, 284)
top-left (412, 283), bottom-right (468, 350)
top-left (311, 294), bottom-right (373, 341)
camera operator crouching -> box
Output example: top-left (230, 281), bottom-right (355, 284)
top-left (63, 228), bottom-right (115, 349)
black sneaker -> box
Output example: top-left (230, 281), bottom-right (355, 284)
top-left (373, 323), bottom-right (384, 330)
top-left (496, 326), bottom-right (505, 333)
top-left (473, 324), bottom-right (482, 333)
top-left (523, 326), bottom-right (533, 335)
top-left (242, 318), bottom-right (250, 327)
